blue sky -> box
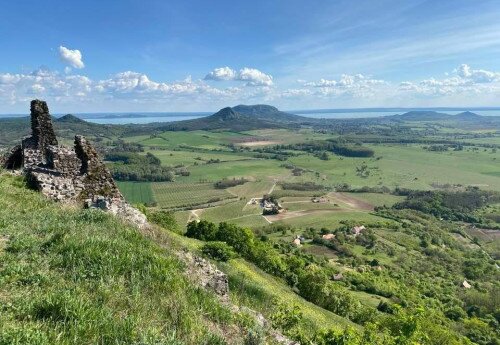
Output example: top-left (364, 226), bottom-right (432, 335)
top-left (1, 0), bottom-right (500, 113)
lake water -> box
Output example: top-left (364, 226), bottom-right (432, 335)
top-left (2, 108), bottom-right (500, 124)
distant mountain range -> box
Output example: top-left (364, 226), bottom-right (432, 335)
top-left (1, 105), bottom-right (499, 147)
top-left (161, 105), bottom-right (500, 131)
top-left (389, 110), bottom-right (484, 122)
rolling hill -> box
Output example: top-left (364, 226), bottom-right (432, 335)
top-left (389, 110), bottom-right (499, 123)
top-left (161, 104), bottom-right (314, 131)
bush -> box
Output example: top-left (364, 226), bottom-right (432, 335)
top-left (202, 242), bottom-right (237, 261)
top-left (280, 181), bottom-right (326, 191)
top-left (214, 178), bottom-right (248, 189)
top-left (147, 210), bottom-right (179, 232)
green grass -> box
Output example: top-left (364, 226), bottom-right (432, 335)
top-left (343, 192), bottom-right (405, 207)
top-left (221, 259), bottom-right (358, 336)
top-left (201, 201), bottom-right (260, 221)
top-left (116, 181), bottom-right (155, 205)
top-left (179, 159), bottom-right (289, 183)
top-left (128, 130), bottom-right (255, 150)
top-left (0, 174), bottom-right (244, 344)
top-left (227, 180), bottom-right (274, 198)
top-left (152, 182), bottom-right (237, 209)
top-left (286, 144), bottom-right (500, 190)
top-left (159, 225), bottom-right (359, 340)
top-left (272, 211), bottom-right (391, 229)
top-left (148, 149), bottom-right (255, 167)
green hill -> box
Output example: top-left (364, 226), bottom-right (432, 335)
top-left (0, 172), bottom-right (360, 344)
top-left (161, 104), bottom-right (314, 131)
top-left (0, 173), bottom-right (247, 344)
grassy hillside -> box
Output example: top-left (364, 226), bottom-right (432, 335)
top-left (0, 173), bottom-right (248, 344)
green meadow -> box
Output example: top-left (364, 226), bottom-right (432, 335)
top-left (116, 127), bottom-right (500, 232)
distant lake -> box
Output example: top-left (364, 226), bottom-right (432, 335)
top-left (1, 108), bottom-right (500, 124)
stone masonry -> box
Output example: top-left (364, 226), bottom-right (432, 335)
top-left (1, 99), bottom-right (147, 228)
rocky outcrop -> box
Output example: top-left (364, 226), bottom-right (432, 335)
top-left (178, 250), bottom-right (229, 301)
top-left (1, 99), bottom-right (147, 229)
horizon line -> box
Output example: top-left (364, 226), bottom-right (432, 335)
top-left (2, 105), bottom-right (500, 117)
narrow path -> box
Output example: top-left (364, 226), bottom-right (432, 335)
top-left (187, 209), bottom-right (202, 224)
top-left (268, 180), bottom-right (278, 194)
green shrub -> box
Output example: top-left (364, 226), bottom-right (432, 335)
top-left (147, 210), bottom-right (179, 232)
top-left (202, 242), bottom-right (237, 262)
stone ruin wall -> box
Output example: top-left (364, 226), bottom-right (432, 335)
top-left (0, 101), bottom-right (255, 322)
top-left (1, 99), bottom-right (147, 228)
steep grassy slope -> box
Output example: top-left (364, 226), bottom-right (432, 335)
top-left (0, 173), bottom-right (246, 344)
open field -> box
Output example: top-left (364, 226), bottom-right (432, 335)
top-left (287, 144), bottom-right (500, 190)
top-left (148, 149), bottom-right (256, 167)
top-left (116, 181), bottom-right (155, 205)
top-left (271, 210), bottom-right (391, 229)
top-left (343, 192), bottom-right (405, 207)
top-left (152, 182), bottom-right (237, 209)
top-left (115, 127), bottom-right (500, 235)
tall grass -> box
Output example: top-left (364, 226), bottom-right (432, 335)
top-left (0, 174), bottom-right (240, 344)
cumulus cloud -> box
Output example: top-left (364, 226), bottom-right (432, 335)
top-left (2, 63), bottom-right (500, 111)
top-left (96, 71), bottom-right (241, 99)
top-left (399, 64), bottom-right (500, 97)
top-left (0, 67), bottom-right (247, 110)
top-left (456, 64), bottom-right (500, 83)
top-left (299, 74), bottom-right (387, 99)
top-left (236, 68), bottom-right (273, 86)
top-left (204, 67), bottom-right (273, 86)
top-left (204, 66), bottom-right (237, 81)
top-left (59, 46), bottom-right (85, 69)
top-left (304, 74), bottom-right (385, 88)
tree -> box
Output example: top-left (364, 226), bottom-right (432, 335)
top-left (202, 242), bottom-right (237, 261)
top-left (185, 220), bottom-right (218, 241)
top-left (216, 222), bottom-right (255, 257)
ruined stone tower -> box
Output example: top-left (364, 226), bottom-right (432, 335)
top-left (30, 99), bottom-right (58, 152)
top-left (1, 100), bottom-right (147, 228)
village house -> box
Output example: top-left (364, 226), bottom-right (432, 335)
top-left (461, 280), bottom-right (471, 289)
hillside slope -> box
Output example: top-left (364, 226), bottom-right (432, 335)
top-left (161, 105), bottom-right (315, 131)
top-left (0, 173), bottom-right (248, 344)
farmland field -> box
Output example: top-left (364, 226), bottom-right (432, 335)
top-left (115, 127), bottom-right (500, 235)
top-left (116, 181), bottom-right (155, 205)
top-left (151, 182), bottom-right (237, 209)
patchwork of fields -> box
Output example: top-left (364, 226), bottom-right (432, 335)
top-left (116, 128), bottom-right (500, 235)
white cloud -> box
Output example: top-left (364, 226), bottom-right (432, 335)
top-left (204, 67), bottom-right (237, 81)
top-left (236, 68), bottom-right (273, 86)
top-left (1, 63), bottom-right (500, 112)
top-left (399, 64), bottom-right (500, 98)
top-left (280, 88), bottom-right (312, 98)
top-left (456, 64), bottom-right (500, 83)
top-left (58, 46), bottom-right (85, 69)
top-left (28, 84), bottom-right (45, 94)
top-left (204, 67), bottom-right (273, 86)
top-left (304, 74), bottom-right (385, 88)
